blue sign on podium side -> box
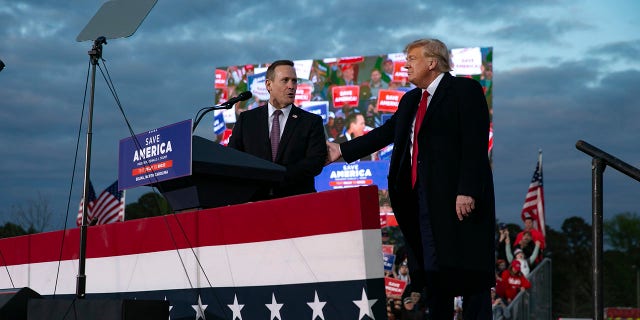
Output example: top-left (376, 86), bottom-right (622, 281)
top-left (315, 160), bottom-right (389, 192)
top-left (118, 119), bottom-right (192, 190)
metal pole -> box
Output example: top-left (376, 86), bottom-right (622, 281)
top-left (76, 37), bottom-right (106, 299)
top-left (575, 140), bottom-right (640, 318)
top-left (592, 158), bottom-right (605, 320)
top-left (576, 140), bottom-right (640, 182)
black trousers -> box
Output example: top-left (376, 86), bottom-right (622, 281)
top-left (415, 179), bottom-right (492, 320)
top-left (426, 282), bottom-right (493, 320)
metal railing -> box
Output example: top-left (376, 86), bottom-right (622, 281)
top-left (576, 140), bottom-right (640, 320)
top-left (495, 258), bottom-right (552, 320)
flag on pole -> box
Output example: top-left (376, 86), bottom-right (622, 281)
top-left (76, 180), bottom-right (125, 227)
top-left (488, 122), bottom-right (494, 155)
top-left (76, 181), bottom-right (96, 227)
top-left (118, 189), bottom-right (126, 222)
top-left (521, 151), bottom-right (546, 236)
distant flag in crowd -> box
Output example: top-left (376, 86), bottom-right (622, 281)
top-left (76, 180), bottom-right (125, 227)
top-left (521, 151), bottom-right (546, 236)
top-left (488, 123), bottom-right (494, 155)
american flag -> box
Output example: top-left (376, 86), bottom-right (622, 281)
top-left (521, 152), bottom-right (546, 236)
top-left (76, 181), bottom-right (96, 227)
top-left (76, 180), bottom-right (125, 227)
top-left (488, 122), bottom-right (494, 155)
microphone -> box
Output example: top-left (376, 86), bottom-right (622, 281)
top-left (220, 91), bottom-right (252, 107)
top-left (192, 91), bottom-right (253, 132)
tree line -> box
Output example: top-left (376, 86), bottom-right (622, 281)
top-left (500, 212), bottom-right (640, 318)
top-left (0, 192), bottom-right (171, 235)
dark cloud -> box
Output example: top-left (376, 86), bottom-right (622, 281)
top-left (588, 39), bottom-right (640, 63)
top-left (493, 54), bottom-right (640, 227)
top-left (1, 0), bottom-right (638, 231)
top-left (490, 17), bottom-right (592, 44)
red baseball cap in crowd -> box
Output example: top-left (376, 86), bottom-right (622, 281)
top-left (511, 259), bottom-right (521, 272)
top-left (340, 64), bottom-right (354, 71)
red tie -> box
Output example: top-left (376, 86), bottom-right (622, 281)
top-left (411, 90), bottom-right (429, 187)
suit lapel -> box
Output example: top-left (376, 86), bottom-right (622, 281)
top-left (424, 72), bottom-right (452, 121)
top-left (257, 106), bottom-right (272, 160)
top-left (399, 89), bottom-right (421, 151)
top-left (275, 105), bottom-right (300, 161)
top-left (391, 89), bottom-right (421, 171)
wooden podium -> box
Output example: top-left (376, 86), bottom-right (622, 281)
top-left (0, 186), bottom-right (385, 319)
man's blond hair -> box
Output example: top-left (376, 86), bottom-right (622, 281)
top-left (404, 39), bottom-right (452, 73)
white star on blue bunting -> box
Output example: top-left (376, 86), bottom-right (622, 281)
top-left (227, 294), bottom-right (244, 320)
top-left (353, 288), bottom-right (377, 320)
top-left (307, 290), bottom-right (327, 320)
top-left (191, 295), bottom-right (208, 320)
top-left (265, 293), bottom-right (284, 320)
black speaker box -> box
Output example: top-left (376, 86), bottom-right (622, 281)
top-left (0, 287), bottom-right (42, 320)
top-left (27, 299), bottom-right (169, 320)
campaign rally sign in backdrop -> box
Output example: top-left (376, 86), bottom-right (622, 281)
top-left (300, 101), bottom-right (330, 125)
top-left (118, 120), bottom-right (192, 190)
top-left (214, 47), bottom-right (494, 200)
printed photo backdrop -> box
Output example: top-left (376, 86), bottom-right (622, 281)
top-left (212, 48), bottom-right (493, 228)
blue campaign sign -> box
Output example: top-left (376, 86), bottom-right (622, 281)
top-left (315, 160), bottom-right (390, 192)
top-left (380, 113), bottom-right (393, 124)
top-left (300, 101), bottom-right (329, 125)
top-left (118, 119), bottom-right (192, 190)
top-left (378, 144), bottom-right (394, 161)
top-left (248, 71), bottom-right (269, 101)
top-left (212, 111), bottom-right (225, 135)
top-left (383, 253), bottom-right (396, 271)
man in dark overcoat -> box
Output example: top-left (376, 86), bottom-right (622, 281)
top-left (327, 39), bottom-right (495, 319)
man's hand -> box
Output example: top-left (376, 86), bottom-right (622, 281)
top-left (456, 195), bottom-right (475, 221)
top-left (325, 141), bottom-right (342, 165)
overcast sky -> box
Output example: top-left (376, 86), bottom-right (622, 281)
top-left (1, 0), bottom-right (639, 231)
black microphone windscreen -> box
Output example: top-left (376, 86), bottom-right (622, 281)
top-left (238, 91), bottom-right (252, 101)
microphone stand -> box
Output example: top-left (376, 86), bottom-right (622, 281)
top-left (77, 36), bottom-right (106, 299)
top-left (192, 104), bottom-right (233, 133)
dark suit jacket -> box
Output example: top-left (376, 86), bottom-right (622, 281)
top-left (228, 105), bottom-right (327, 200)
top-left (334, 133), bottom-right (372, 161)
top-left (341, 73), bottom-right (495, 293)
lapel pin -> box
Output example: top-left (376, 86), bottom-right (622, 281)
top-left (292, 114), bottom-right (298, 119)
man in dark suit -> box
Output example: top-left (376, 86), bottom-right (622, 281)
top-left (327, 39), bottom-right (495, 319)
top-left (229, 60), bottom-right (327, 200)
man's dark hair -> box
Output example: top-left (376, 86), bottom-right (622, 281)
top-left (266, 60), bottom-right (294, 80)
top-left (345, 112), bottom-right (363, 131)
